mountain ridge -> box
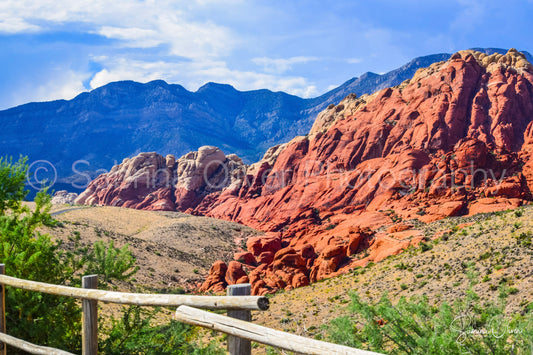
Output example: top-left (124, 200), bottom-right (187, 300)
top-left (1, 48), bottom-right (530, 189)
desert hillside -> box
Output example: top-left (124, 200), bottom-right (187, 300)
top-left (44, 205), bottom-right (260, 292)
top-left (255, 205), bottom-right (533, 335)
top-left (46, 203), bottom-right (533, 354)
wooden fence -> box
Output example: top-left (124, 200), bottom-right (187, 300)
top-left (0, 264), bottom-right (382, 355)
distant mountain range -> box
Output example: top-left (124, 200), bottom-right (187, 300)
top-left (0, 48), bottom-right (530, 191)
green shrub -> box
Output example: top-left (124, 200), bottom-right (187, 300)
top-left (394, 262), bottom-right (408, 270)
top-left (327, 289), bottom-right (533, 354)
top-left (100, 305), bottom-right (224, 355)
top-left (508, 287), bottom-right (519, 295)
top-left (325, 224), bottom-right (337, 230)
top-left (516, 231), bottom-right (532, 247)
top-left (87, 240), bottom-right (139, 283)
top-left (0, 157), bottom-right (81, 353)
top-left (419, 242), bottom-right (433, 252)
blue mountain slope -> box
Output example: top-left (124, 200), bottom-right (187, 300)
top-left (0, 48), bottom-right (529, 189)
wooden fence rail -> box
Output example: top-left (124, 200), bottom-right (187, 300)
top-left (0, 274), bottom-right (268, 310)
top-left (0, 265), bottom-right (384, 355)
top-left (175, 305), bottom-right (382, 355)
top-left (0, 333), bottom-right (75, 355)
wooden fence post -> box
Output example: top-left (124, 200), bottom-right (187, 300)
top-left (227, 284), bottom-right (252, 355)
top-left (82, 275), bottom-right (98, 355)
top-left (0, 264), bottom-right (5, 355)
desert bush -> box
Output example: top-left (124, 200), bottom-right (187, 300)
top-left (100, 305), bottom-right (224, 355)
top-left (87, 240), bottom-right (139, 282)
top-left (516, 231), bottom-right (532, 247)
top-left (327, 289), bottom-right (533, 354)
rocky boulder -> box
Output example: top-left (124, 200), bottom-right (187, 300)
top-left (225, 261), bottom-right (249, 285)
top-left (51, 190), bottom-right (79, 205)
top-left (198, 260), bottom-right (227, 293)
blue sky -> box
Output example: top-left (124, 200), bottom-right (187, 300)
top-left (0, 0), bottom-right (532, 110)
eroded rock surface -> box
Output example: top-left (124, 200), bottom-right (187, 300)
top-left (75, 147), bottom-right (245, 212)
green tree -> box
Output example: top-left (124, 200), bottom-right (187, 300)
top-left (0, 156), bottom-right (81, 353)
top-left (87, 240), bottom-right (139, 283)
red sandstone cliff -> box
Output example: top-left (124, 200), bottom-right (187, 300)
top-left (77, 49), bottom-right (533, 294)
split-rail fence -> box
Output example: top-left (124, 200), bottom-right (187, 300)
top-left (0, 264), bottom-right (382, 355)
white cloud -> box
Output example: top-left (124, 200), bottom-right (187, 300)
top-left (98, 26), bottom-right (163, 48)
top-left (194, 0), bottom-right (244, 5)
top-left (156, 14), bottom-right (235, 58)
top-left (6, 69), bottom-right (90, 108)
top-left (89, 60), bottom-right (168, 89)
top-left (252, 56), bottom-right (319, 74)
top-left (346, 58), bottom-right (362, 64)
top-left (0, 18), bottom-right (40, 33)
top-left (0, 0), bottom-right (237, 59)
top-left (35, 70), bottom-right (89, 102)
top-left (0, 0), bottom-right (329, 101)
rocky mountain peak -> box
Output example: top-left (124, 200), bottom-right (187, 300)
top-left (412, 49), bottom-right (532, 83)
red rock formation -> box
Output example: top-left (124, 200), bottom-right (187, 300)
top-left (309, 243), bottom-right (347, 282)
top-left (78, 49), bottom-right (533, 294)
top-left (198, 260), bottom-right (227, 293)
top-left (75, 146), bottom-right (246, 210)
top-left (199, 49), bottom-right (533, 293)
top-left (225, 261), bottom-right (249, 285)
top-left (246, 235), bottom-right (282, 256)
top-left (233, 252), bottom-right (257, 266)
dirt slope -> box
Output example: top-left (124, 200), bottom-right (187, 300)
top-left (44, 205), bottom-right (260, 291)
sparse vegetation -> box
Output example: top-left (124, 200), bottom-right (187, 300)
top-left (254, 204), bottom-right (533, 354)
